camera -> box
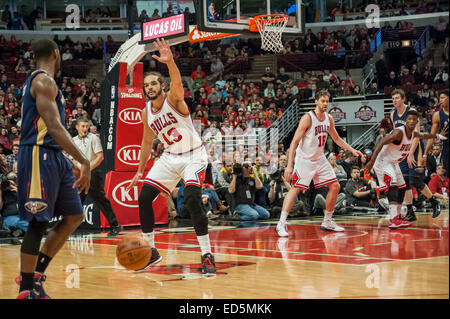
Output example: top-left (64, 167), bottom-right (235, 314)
top-left (233, 163), bottom-right (243, 176)
top-left (1, 173), bottom-right (17, 191)
top-left (270, 168), bottom-right (285, 182)
top-left (233, 162), bottom-right (250, 177)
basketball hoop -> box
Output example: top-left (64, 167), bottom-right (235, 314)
top-left (249, 14), bottom-right (288, 53)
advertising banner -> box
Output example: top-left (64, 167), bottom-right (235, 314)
top-left (103, 171), bottom-right (169, 227)
top-left (328, 100), bottom-right (384, 126)
top-left (100, 62), bottom-right (153, 172)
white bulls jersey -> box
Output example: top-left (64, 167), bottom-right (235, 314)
top-left (375, 126), bottom-right (413, 164)
top-left (296, 110), bottom-right (330, 161)
top-left (146, 98), bottom-right (203, 154)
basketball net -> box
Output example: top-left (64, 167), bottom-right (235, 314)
top-left (251, 15), bottom-right (288, 53)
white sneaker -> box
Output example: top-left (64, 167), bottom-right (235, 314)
top-left (320, 219), bottom-right (344, 232)
top-left (275, 222), bottom-right (289, 237)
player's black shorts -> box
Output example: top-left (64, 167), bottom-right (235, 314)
top-left (17, 145), bottom-right (83, 222)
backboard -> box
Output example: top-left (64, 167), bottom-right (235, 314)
top-left (194, 0), bottom-right (304, 36)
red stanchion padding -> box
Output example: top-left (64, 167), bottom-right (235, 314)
top-left (114, 62), bottom-right (152, 172)
top-left (102, 170), bottom-right (169, 227)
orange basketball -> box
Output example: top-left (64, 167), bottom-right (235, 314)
top-left (116, 234), bottom-right (151, 271)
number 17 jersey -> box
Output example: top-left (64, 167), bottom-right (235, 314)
top-left (146, 97), bottom-right (203, 154)
top-left (296, 110), bottom-right (330, 161)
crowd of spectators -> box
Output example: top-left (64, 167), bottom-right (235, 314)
top-left (0, 12), bottom-right (448, 225)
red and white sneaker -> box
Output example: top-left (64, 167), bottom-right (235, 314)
top-left (389, 215), bottom-right (411, 229)
top-left (395, 214), bottom-right (412, 228)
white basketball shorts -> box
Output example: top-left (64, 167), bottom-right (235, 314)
top-left (143, 146), bottom-right (207, 195)
top-left (373, 159), bottom-right (406, 191)
top-left (292, 155), bottom-right (338, 190)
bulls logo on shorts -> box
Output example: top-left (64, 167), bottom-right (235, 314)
top-left (383, 173), bottom-right (392, 188)
top-left (292, 172), bottom-right (299, 186)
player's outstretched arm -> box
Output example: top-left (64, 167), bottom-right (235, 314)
top-left (328, 115), bottom-right (363, 158)
top-left (365, 129), bottom-right (403, 173)
top-left (126, 109), bottom-right (155, 191)
top-left (413, 130), bottom-right (437, 140)
top-left (152, 38), bottom-right (189, 115)
top-left (33, 74), bottom-right (91, 194)
top-left (284, 113), bottom-right (311, 182)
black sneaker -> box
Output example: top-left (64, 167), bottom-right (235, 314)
top-left (404, 210), bottom-right (417, 222)
top-left (431, 199), bottom-right (441, 218)
top-left (135, 248), bottom-right (162, 272)
top-left (14, 273), bottom-right (51, 299)
top-left (34, 274), bottom-right (51, 299)
top-left (201, 253), bottom-right (216, 276)
top-left (107, 225), bottom-right (123, 237)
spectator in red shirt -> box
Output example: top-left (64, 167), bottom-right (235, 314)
top-left (428, 164), bottom-right (449, 206)
top-left (400, 67), bottom-right (415, 85)
top-left (191, 64), bottom-right (206, 81)
top-left (379, 113), bottom-right (393, 133)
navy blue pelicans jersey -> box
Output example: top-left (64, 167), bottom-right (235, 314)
top-left (20, 70), bottom-right (65, 149)
top-left (17, 70), bottom-right (83, 222)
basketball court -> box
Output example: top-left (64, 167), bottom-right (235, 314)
top-left (1, 210), bottom-right (447, 299)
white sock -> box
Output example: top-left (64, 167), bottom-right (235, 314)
top-left (197, 234), bottom-right (212, 255)
top-left (279, 211), bottom-right (289, 224)
top-left (389, 205), bottom-right (397, 219)
top-left (142, 231), bottom-right (155, 248)
top-left (397, 205), bottom-right (402, 216)
top-left (324, 210), bottom-right (333, 222)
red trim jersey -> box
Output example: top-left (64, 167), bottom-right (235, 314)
top-left (146, 98), bottom-right (203, 154)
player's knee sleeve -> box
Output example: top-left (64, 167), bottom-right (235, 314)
top-left (138, 184), bottom-right (159, 233)
top-left (387, 187), bottom-right (399, 203)
top-left (184, 185), bottom-right (208, 236)
top-left (397, 187), bottom-right (406, 203)
top-left (20, 219), bottom-right (49, 255)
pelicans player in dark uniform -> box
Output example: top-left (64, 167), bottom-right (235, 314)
top-left (16, 39), bottom-right (91, 299)
top-left (425, 89), bottom-right (449, 178)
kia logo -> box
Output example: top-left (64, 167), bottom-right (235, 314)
top-left (118, 108), bottom-right (142, 125)
top-left (117, 145), bottom-right (141, 165)
top-left (112, 179), bottom-right (144, 208)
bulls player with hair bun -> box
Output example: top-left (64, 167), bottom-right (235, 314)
top-left (275, 90), bottom-right (363, 236)
top-left (127, 38), bottom-right (216, 275)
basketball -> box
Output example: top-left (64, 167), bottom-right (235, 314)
top-left (116, 234), bottom-right (151, 271)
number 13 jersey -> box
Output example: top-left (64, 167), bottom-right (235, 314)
top-left (146, 98), bottom-right (203, 154)
top-left (296, 111), bottom-right (330, 161)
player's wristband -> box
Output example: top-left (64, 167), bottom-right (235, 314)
top-left (437, 134), bottom-right (447, 141)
